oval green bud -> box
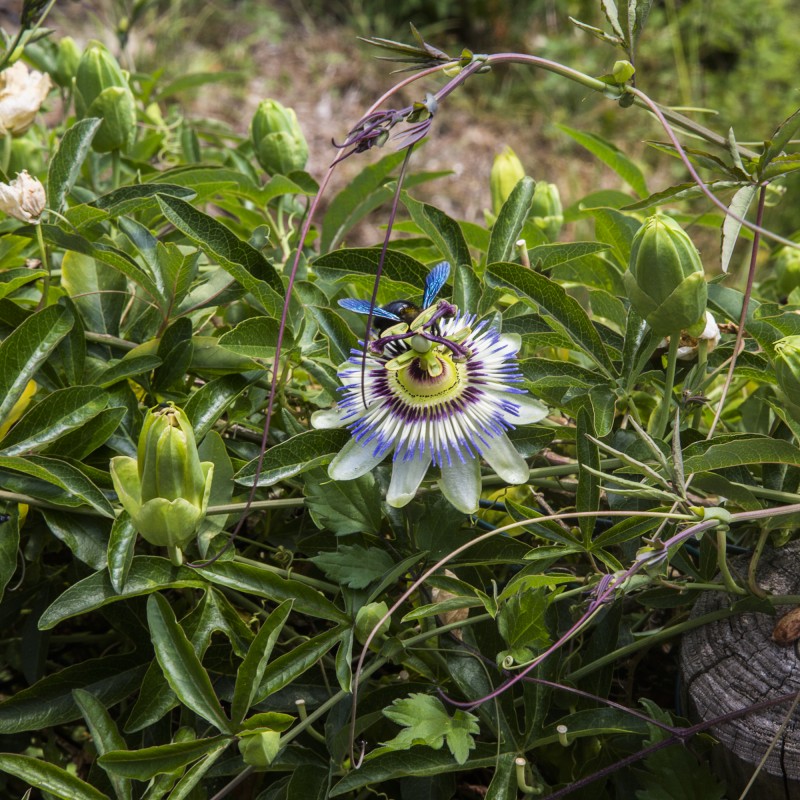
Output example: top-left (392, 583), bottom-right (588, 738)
top-left (74, 43), bottom-right (136, 152)
top-left (251, 99), bottom-right (308, 175)
top-left (624, 214), bottom-right (707, 335)
top-left (530, 181), bottom-right (563, 240)
top-left (612, 60), bottom-right (636, 84)
top-left (238, 730), bottom-right (281, 769)
top-left (54, 37), bottom-right (81, 88)
top-left (355, 600), bottom-right (390, 645)
top-left (110, 403), bottom-right (214, 562)
top-left (490, 146), bottom-right (526, 217)
top-left (773, 245), bottom-right (800, 297)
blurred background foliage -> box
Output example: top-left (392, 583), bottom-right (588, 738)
top-left (39, 0), bottom-right (800, 250)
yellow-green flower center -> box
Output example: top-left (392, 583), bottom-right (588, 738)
top-left (394, 350), bottom-right (464, 400)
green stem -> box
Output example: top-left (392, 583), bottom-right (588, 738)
top-left (35, 222), bottom-right (50, 311)
top-left (691, 337), bottom-right (708, 428)
top-left (747, 525), bottom-right (771, 598)
top-left (651, 333), bottom-right (680, 438)
top-left (715, 528), bottom-right (747, 595)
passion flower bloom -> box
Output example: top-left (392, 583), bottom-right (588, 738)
top-left (312, 268), bottom-right (548, 513)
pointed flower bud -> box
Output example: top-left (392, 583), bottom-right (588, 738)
top-left (110, 403), bottom-right (214, 565)
top-left (490, 146), bottom-right (526, 216)
top-left (530, 181), bottom-right (563, 240)
top-left (74, 43), bottom-right (136, 152)
top-left (0, 61), bottom-right (52, 136)
top-left (624, 214), bottom-right (707, 336)
top-left (0, 171), bottom-right (46, 223)
top-left (251, 99), bottom-right (308, 175)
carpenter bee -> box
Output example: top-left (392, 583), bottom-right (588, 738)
top-left (338, 261), bottom-right (450, 333)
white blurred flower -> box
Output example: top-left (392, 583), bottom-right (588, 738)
top-left (0, 61), bottom-right (52, 136)
top-left (0, 171), bottom-right (46, 223)
top-left (658, 311), bottom-right (721, 361)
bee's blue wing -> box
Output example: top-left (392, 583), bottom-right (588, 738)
top-left (338, 298), bottom-right (402, 321)
top-left (423, 261), bottom-right (450, 308)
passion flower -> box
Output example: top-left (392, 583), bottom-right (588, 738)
top-left (313, 267), bottom-right (548, 513)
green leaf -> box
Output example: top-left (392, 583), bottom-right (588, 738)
top-left (329, 744), bottom-right (502, 795)
top-left (184, 374), bottom-right (255, 439)
top-left (309, 306), bottom-right (356, 364)
top-left (403, 195), bottom-right (471, 268)
top-left (683, 437), bottom-right (800, 473)
top-left (453, 262), bottom-right (481, 312)
top-left (487, 176), bottom-right (535, 265)
top-left (378, 694), bottom-right (480, 765)
top-left (107, 512), bottom-right (137, 593)
top-left (0, 652), bottom-right (147, 733)
top-left (37, 225), bottom-right (161, 300)
top-left (313, 248), bottom-right (430, 289)
top-left (0, 504), bottom-right (19, 603)
top-left (61, 250), bottom-right (128, 336)
top-left (720, 184), bottom-right (757, 274)
top-left (38, 556), bottom-right (206, 630)
top-left (621, 180), bottom-right (742, 212)
top-left (487, 263), bottom-right (615, 375)
top-left (218, 316), bottom-right (289, 359)
top-left (231, 599), bottom-right (293, 724)
top-left (99, 737), bottom-right (230, 781)
top-left (322, 150), bottom-right (407, 251)
top-left (45, 406), bottom-right (126, 460)
top-left (310, 545), bottom-right (395, 589)
top-left (0, 386), bottom-right (108, 456)
top-left (47, 118), bottom-right (102, 213)
top-left (0, 304), bottom-right (72, 426)
top-left (157, 70), bottom-right (241, 99)
top-left (576, 407), bottom-right (600, 541)
top-left (255, 626), bottom-right (347, 701)
top-left (72, 688), bottom-right (132, 800)
top-left (762, 106), bottom-right (800, 171)
top-left (485, 752), bottom-right (518, 800)
top-left (526, 241), bottom-right (610, 271)
top-left (197, 560), bottom-right (349, 624)
top-left (235, 428), bottom-right (349, 487)
top-left (557, 123), bottom-right (647, 197)
top-left (0, 754), bottom-right (108, 800)
top-left (156, 194), bottom-right (284, 313)
top-left (0, 455), bottom-right (114, 516)
top-left (92, 182), bottom-right (196, 216)
top-left (305, 468), bottom-right (383, 535)
top-left (497, 588), bottom-right (550, 653)
top-left (146, 593), bottom-right (232, 733)
top-left (41, 511), bottom-right (108, 570)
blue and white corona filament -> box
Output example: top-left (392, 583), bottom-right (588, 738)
top-left (312, 262), bottom-right (548, 513)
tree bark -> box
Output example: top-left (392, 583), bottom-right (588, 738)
top-left (681, 542), bottom-right (800, 799)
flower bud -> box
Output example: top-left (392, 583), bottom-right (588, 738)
top-left (772, 245), bottom-right (800, 297)
top-left (530, 181), bottom-right (563, 240)
top-left (238, 730), bottom-right (280, 768)
top-left (250, 99), bottom-right (308, 175)
top-left (54, 37), bottom-right (82, 88)
top-left (0, 61), bottom-right (52, 136)
top-left (774, 336), bottom-right (800, 398)
top-left (110, 403), bottom-right (214, 565)
top-left (0, 171), bottom-right (46, 223)
top-left (74, 43), bottom-right (136, 152)
top-left (624, 214), bottom-right (707, 336)
top-left (490, 146), bottom-right (526, 216)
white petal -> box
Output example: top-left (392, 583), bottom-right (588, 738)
top-left (481, 433), bottom-right (529, 484)
top-left (438, 458), bottom-right (481, 514)
top-left (387, 453), bottom-right (431, 508)
top-left (329, 438), bottom-right (386, 481)
top-left (509, 393), bottom-right (549, 424)
top-left (311, 407), bottom-right (349, 429)
top-left (499, 333), bottom-right (522, 353)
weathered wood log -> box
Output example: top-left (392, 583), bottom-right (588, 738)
top-left (681, 543), bottom-right (800, 798)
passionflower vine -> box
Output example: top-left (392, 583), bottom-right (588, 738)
top-left (312, 263), bottom-right (548, 513)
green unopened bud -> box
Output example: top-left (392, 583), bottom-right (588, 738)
top-left (774, 336), bottom-right (800, 398)
top-left (612, 60), bottom-right (636, 84)
top-left (110, 403), bottom-right (214, 565)
top-left (624, 214), bottom-right (707, 336)
top-left (355, 601), bottom-right (390, 645)
top-left (530, 181), bottom-right (563, 240)
top-left (251, 99), bottom-right (308, 175)
top-left (74, 43), bottom-right (136, 152)
top-left (772, 245), bottom-right (800, 297)
top-left (238, 730), bottom-right (281, 768)
top-left (490, 146), bottom-right (526, 216)
top-left (54, 37), bottom-right (81, 88)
